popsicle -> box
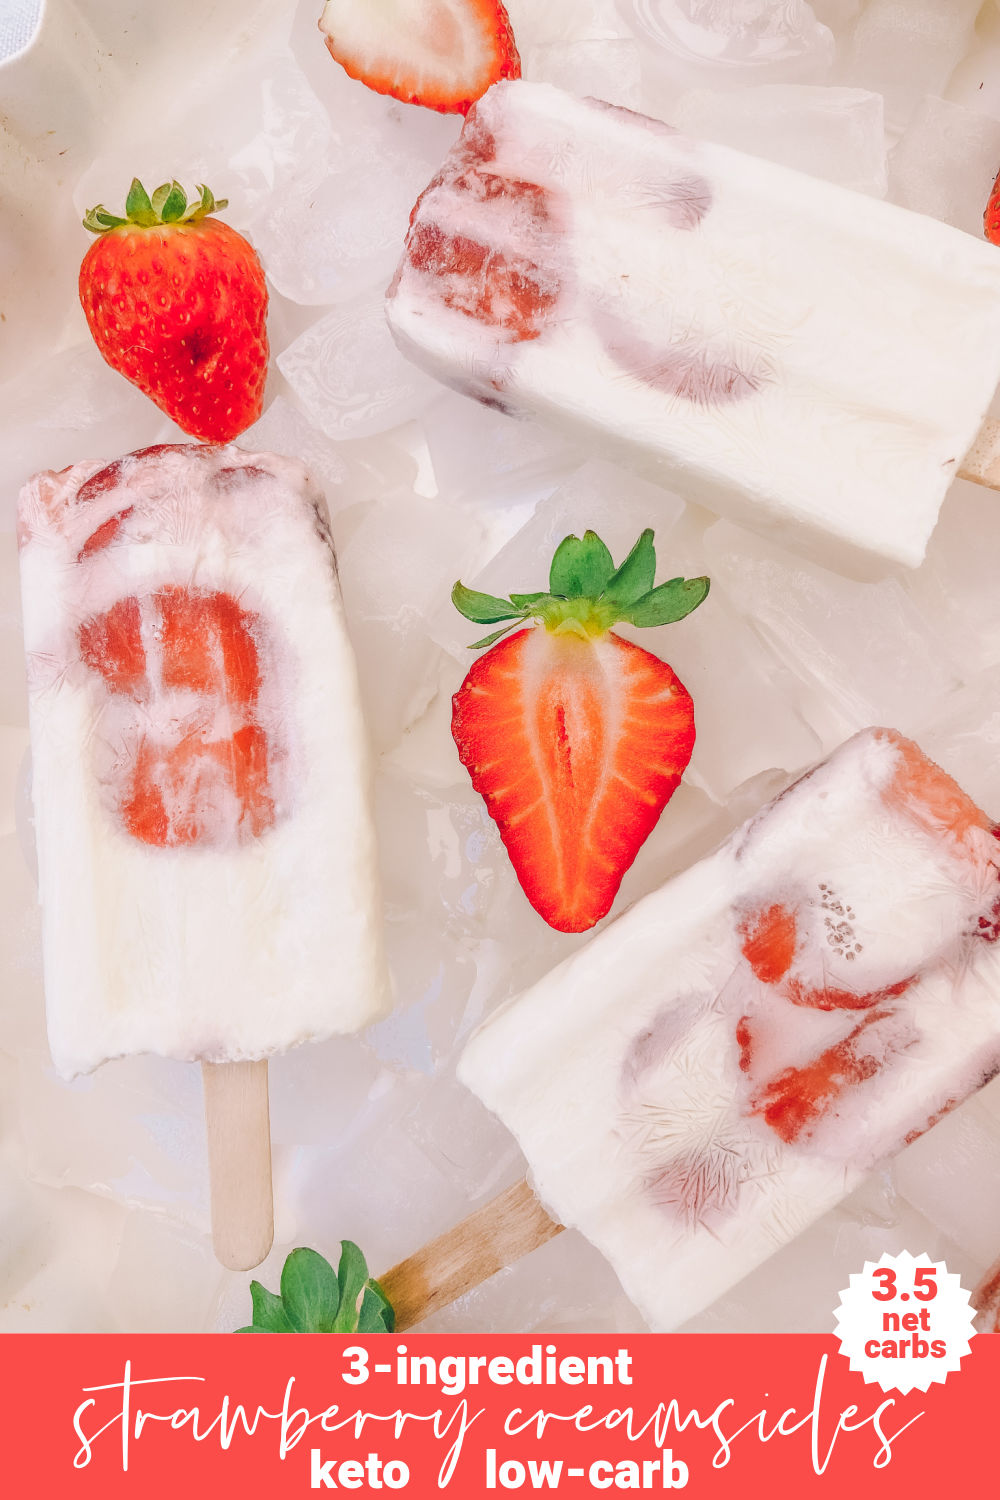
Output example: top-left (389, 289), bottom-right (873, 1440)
top-left (386, 80), bottom-right (1000, 575)
top-left (380, 729), bottom-right (1000, 1330)
top-left (18, 442), bottom-right (389, 1266)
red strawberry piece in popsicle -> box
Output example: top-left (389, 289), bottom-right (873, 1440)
top-left (318, 0), bottom-right (520, 115)
top-left (79, 180), bottom-right (268, 443)
top-left (78, 585), bottom-right (275, 848)
top-left (451, 529), bottom-right (708, 932)
top-left (748, 1006), bottom-right (912, 1146)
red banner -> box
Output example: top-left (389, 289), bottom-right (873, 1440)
top-left (0, 1334), bottom-right (994, 1496)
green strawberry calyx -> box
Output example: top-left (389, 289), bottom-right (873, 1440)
top-left (235, 1243), bottom-right (395, 1334)
top-left (453, 528), bottom-right (710, 649)
top-left (83, 179), bottom-right (229, 235)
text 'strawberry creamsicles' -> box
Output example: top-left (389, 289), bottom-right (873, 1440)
top-left (387, 81), bottom-right (1000, 574)
top-left (459, 729), bottom-right (1000, 1330)
top-left (451, 527), bottom-right (708, 932)
top-left (18, 444), bottom-right (389, 1079)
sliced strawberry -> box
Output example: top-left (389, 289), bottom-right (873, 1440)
top-left (451, 529), bottom-right (708, 931)
top-left (319, 0), bottom-right (520, 116)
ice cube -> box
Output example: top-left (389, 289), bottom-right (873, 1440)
top-left (421, 1226), bottom-right (650, 1333)
top-left (525, 40), bottom-right (643, 109)
top-left (240, 395), bottom-right (351, 496)
top-left (682, 1177), bottom-right (975, 1331)
top-left (889, 95), bottom-right (1000, 237)
top-left (0, 343), bottom-right (173, 488)
top-left (910, 673), bottom-right (1000, 817)
top-left (107, 1210), bottom-right (224, 1332)
top-left (947, 1), bottom-right (1000, 122)
top-left (0, 538), bottom-right (28, 729)
top-left (15, 1051), bottom-right (211, 1227)
top-left (75, 54), bottom-right (334, 236)
top-left (421, 394), bottom-right (577, 555)
top-left (251, 142), bottom-right (445, 306)
top-left (809, 0), bottom-right (861, 30)
top-left (673, 84), bottom-right (887, 195)
top-left (277, 297), bottom-right (438, 440)
top-left (841, 0), bottom-right (982, 130)
top-left (702, 519), bottom-right (961, 749)
top-left (335, 491), bottom-right (486, 751)
top-left (893, 1093), bottom-right (1000, 1268)
top-left (904, 479), bottom-right (1000, 681)
top-left (282, 1077), bottom-right (474, 1274)
top-left (506, 0), bottom-right (631, 44)
top-left (0, 1174), bottom-right (124, 1332)
top-left (626, 0), bottom-right (836, 85)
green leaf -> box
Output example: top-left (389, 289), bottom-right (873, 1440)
top-left (82, 205), bottom-right (127, 234)
top-left (469, 622), bottom-right (524, 649)
top-left (357, 1283), bottom-right (395, 1333)
top-left (124, 178), bottom-right (158, 227)
top-left (332, 1242), bottom-right (369, 1332)
top-left (248, 1280), bottom-right (295, 1333)
top-left (452, 581), bottom-right (522, 625)
top-left (625, 576), bottom-right (710, 627)
top-left (549, 531), bottom-right (615, 598)
top-left (153, 180), bottom-right (189, 223)
top-left (601, 530), bottom-right (657, 609)
top-left (509, 591), bottom-right (548, 609)
top-left (280, 1248), bottom-right (341, 1332)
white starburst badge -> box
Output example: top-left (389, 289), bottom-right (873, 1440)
top-left (834, 1251), bottom-right (977, 1394)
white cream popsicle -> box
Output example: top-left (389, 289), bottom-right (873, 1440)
top-left (387, 81), bottom-right (1000, 574)
top-left (459, 729), bottom-right (1000, 1330)
top-left (18, 443), bottom-right (389, 1078)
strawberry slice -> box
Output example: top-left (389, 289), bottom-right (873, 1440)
top-left (318, 0), bottom-right (520, 115)
top-left (451, 529), bottom-right (708, 931)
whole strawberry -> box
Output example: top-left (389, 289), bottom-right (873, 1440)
top-left (79, 180), bottom-right (268, 443)
top-left (452, 529), bottom-right (708, 933)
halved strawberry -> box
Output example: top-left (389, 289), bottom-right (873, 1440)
top-left (318, 0), bottom-right (520, 115)
top-left (451, 529), bottom-right (708, 932)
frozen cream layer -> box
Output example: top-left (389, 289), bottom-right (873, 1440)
top-left (387, 81), bottom-right (1000, 573)
top-left (19, 443), bottom-right (389, 1076)
top-left (459, 729), bottom-right (1000, 1330)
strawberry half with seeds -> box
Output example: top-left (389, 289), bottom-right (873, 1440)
top-left (318, 0), bottom-right (520, 115)
top-left (452, 529), bottom-right (708, 933)
top-left (79, 179), bottom-right (268, 443)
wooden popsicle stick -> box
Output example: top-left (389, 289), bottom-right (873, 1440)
top-left (378, 1178), bottom-right (563, 1332)
top-left (960, 417), bottom-right (1000, 489)
top-left (202, 1060), bottom-right (274, 1271)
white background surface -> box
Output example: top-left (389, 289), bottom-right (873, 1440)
top-left (3, 0), bottom-right (1000, 1335)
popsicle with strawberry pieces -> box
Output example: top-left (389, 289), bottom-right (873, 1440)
top-left (451, 527), bottom-right (709, 932)
top-left (18, 443), bottom-right (389, 1266)
top-left (446, 728), bottom-right (1000, 1331)
top-left (388, 81), bottom-right (1000, 575)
